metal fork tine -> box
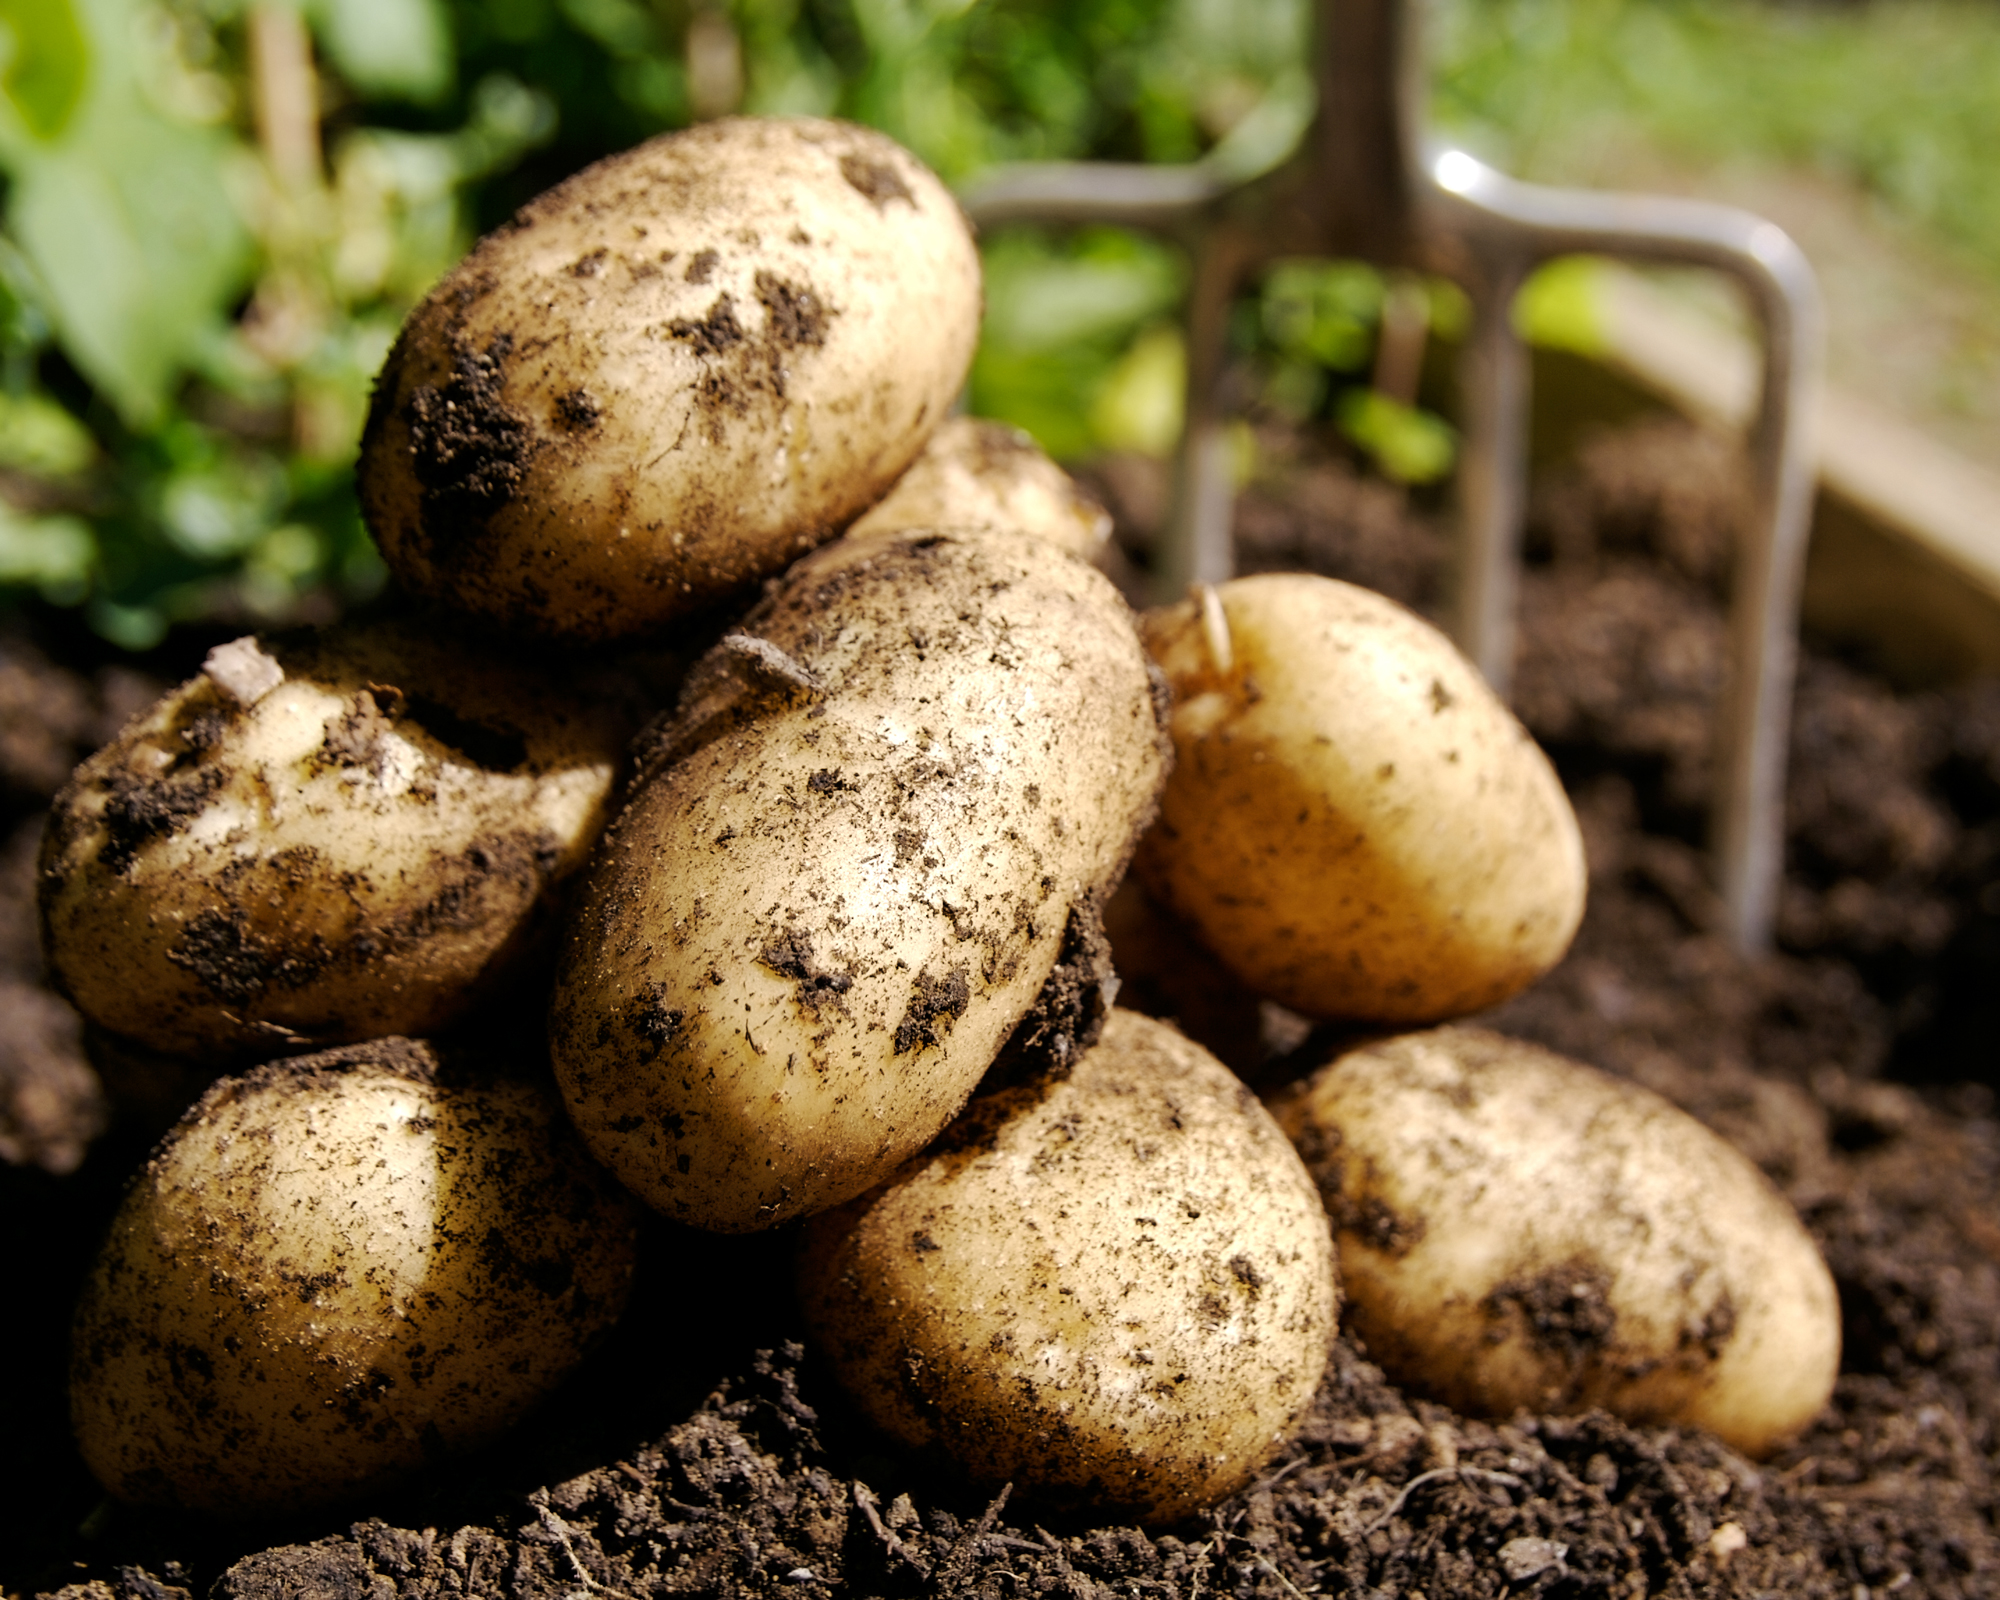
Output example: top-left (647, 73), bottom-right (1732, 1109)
top-left (956, 0), bottom-right (1823, 954)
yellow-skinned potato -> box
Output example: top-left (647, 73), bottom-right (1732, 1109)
top-left (39, 620), bottom-right (628, 1060)
top-left (70, 1038), bottom-right (640, 1517)
top-left (1269, 1026), bottom-right (1840, 1458)
top-left (359, 117), bottom-right (981, 642)
top-left (846, 416), bottom-right (1111, 560)
top-left (798, 1009), bottom-right (1336, 1525)
top-left (1137, 574), bottom-right (1585, 1023)
top-left (550, 528), bottom-right (1169, 1232)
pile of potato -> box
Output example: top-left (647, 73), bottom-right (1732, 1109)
top-left (42, 115), bottom-right (1837, 1526)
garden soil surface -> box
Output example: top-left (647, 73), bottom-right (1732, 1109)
top-left (3, 416), bottom-right (1996, 1600)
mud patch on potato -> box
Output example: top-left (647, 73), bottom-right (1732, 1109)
top-left (1338, 1193), bottom-right (1427, 1258)
top-left (1679, 1291), bottom-right (1737, 1362)
top-left (668, 294), bottom-right (746, 357)
top-left (554, 388), bottom-right (600, 432)
top-left (894, 966), bottom-right (970, 1054)
top-left (404, 333), bottom-right (532, 548)
top-left (755, 271), bottom-right (829, 349)
top-left (1485, 1260), bottom-right (1619, 1366)
top-left (668, 275), bottom-right (834, 435)
top-left (631, 986), bottom-right (686, 1055)
top-left (839, 151), bottom-right (914, 209)
top-left (93, 766), bottom-right (226, 875)
top-left (168, 906), bottom-right (335, 1008)
top-left (985, 900), bottom-right (1112, 1087)
top-left (760, 929), bottom-right (853, 1014)
top-left (318, 690), bottom-right (399, 774)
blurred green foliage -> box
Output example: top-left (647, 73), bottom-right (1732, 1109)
top-left (2, 0), bottom-right (1996, 637)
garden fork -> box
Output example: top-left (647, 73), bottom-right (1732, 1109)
top-left (958, 0), bottom-right (1823, 955)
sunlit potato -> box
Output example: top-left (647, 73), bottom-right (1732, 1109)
top-left (39, 620), bottom-right (629, 1061)
top-left (798, 1008), bottom-right (1337, 1525)
top-left (1137, 573), bottom-right (1585, 1023)
top-left (69, 1038), bottom-right (641, 1517)
top-left (359, 117), bottom-right (981, 642)
top-left (549, 528), bottom-right (1169, 1233)
top-left (1269, 1026), bottom-right (1840, 1458)
top-left (846, 415), bottom-right (1112, 560)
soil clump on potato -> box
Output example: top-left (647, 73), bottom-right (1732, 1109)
top-left (4, 415), bottom-right (1999, 1596)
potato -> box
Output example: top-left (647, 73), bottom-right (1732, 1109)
top-left (39, 620), bottom-right (628, 1060)
top-left (1269, 1026), bottom-right (1839, 1457)
top-left (798, 1009), bottom-right (1336, 1524)
top-left (846, 416), bottom-right (1111, 560)
top-left (549, 528), bottom-right (1169, 1232)
top-left (1137, 574), bottom-right (1585, 1022)
top-left (69, 1038), bottom-right (640, 1516)
top-left (358, 117), bottom-right (981, 643)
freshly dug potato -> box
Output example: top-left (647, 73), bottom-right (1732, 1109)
top-left (1137, 574), bottom-right (1585, 1022)
top-left (70, 1038), bottom-right (640, 1517)
top-left (846, 416), bottom-right (1111, 560)
top-left (550, 528), bottom-right (1169, 1232)
top-left (39, 621), bottom-right (629, 1060)
top-left (1269, 1026), bottom-right (1840, 1457)
top-left (798, 1008), bottom-right (1336, 1524)
top-left (359, 117), bottom-right (981, 642)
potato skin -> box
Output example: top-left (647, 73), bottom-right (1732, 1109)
top-left (847, 416), bottom-right (1111, 560)
top-left (69, 1038), bottom-right (640, 1517)
top-left (38, 621), bottom-right (627, 1060)
top-left (549, 529), bottom-right (1169, 1232)
top-left (359, 117), bottom-right (981, 642)
top-left (1269, 1026), bottom-right (1840, 1457)
top-left (798, 1009), bottom-right (1336, 1525)
top-left (1137, 574), bottom-right (1585, 1022)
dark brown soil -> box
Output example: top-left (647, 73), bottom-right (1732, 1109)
top-left (5, 415), bottom-right (1998, 1599)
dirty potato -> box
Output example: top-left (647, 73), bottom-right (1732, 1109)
top-left (846, 416), bottom-right (1111, 560)
top-left (359, 117), bottom-right (981, 642)
top-left (1269, 1026), bottom-right (1840, 1457)
top-left (798, 1009), bottom-right (1336, 1525)
top-left (39, 621), bottom-right (629, 1060)
top-left (1137, 574), bottom-right (1585, 1023)
top-left (549, 528), bottom-right (1169, 1232)
top-left (70, 1038), bottom-right (640, 1517)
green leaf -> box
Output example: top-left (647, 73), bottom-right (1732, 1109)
top-left (1514, 256), bottom-right (1606, 356)
top-left (0, 500), bottom-right (94, 595)
top-left (10, 129), bottom-right (249, 429)
top-left (310, 0), bottom-right (452, 102)
top-left (968, 342), bottom-right (1110, 462)
top-left (557, 0), bottom-right (658, 59)
top-left (981, 230), bottom-right (1185, 354)
top-left (0, 389), bottom-right (94, 474)
top-left (1089, 322), bottom-right (1185, 457)
top-left (0, 0), bottom-right (252, 430)
top-left (0, 0), bottom-right (89, 143)
top-left (1338, 389), bottom-right (1457, 486)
